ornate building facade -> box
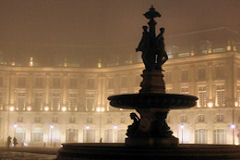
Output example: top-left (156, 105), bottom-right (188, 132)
top-left (0, 28), bottom-right (240, 146)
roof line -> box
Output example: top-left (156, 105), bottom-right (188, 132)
top-left (167, 27), bottom-right (239, 38)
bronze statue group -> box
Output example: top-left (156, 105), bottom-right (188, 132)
top-left (136, 26), bottom-right (168, 71)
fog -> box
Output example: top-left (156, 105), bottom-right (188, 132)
top-left (0, 0), bottom-right (240, 67)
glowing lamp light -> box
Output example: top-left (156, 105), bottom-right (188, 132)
top-left (180, 124), bottom-right (184, 129)
top-left (113, 125), bottom-right (118, 130)
top-left (50, 125), bottom-right (54, 129)
top-left (96, 107), bottom-right (105, 112)
top-left (44, 106), bottom-right (49, 111)
top-left (85, 126), bottom-right (90, 130)
top-left (230, 124), bottom-right (236, 129)
top-left (13, 124), bottom-right (18, 128)
top-left (207, 102), bottom-right (213, 108)
top-left (96, 107), bottom-right (101, 112)
top-left (61, 106), bottom-right (67, 112)
top-left (101, 107), bottom-right (105, 112)
top-left (26, 106), bottom-right (32, 111)
top-left (24, 142), bottom-right (28, 146)
top-left (235, 101), bottom-right (239, 107)
top-left (9, 106), bottom-right (15, 111)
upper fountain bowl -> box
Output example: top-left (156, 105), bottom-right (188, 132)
top-left (108, 93), bottom-right (198, 110)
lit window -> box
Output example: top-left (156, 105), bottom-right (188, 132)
top-left (51, 93), bottom-right (61, 111)
top-left (34, 117), bottom-right (41, 123)
top-left (198, 69), bottom-right (206, 81)
top-left (104, 129), bottom-right (113, 142)
top-left (198, 87), bottom-right (207, 107)
top-left (197, 115), bottom-right (205, 123)
top-left (180, 87), bottom-right (189, 94)
top-left (215, 85), bottom-right (225, 107)
top-left (213, 129), bottom-right (226, 144)
top-left (195, 129), bottom-right (207, 144)
top-left (180, 115), bottom-right (187, 123)
top-left (31, 128), bottom-right (43, 143)
top-left (107, 78), bottom-right (114, 89)
top-left (68, 94), bottom-right (78, 111)
top-left (17, 77), bottom-right (26, 88)
top-left (107, 117), bottom-right (112, 124)
top-left (52, 78), bottom-right (61, 89)
top-left (86, 96), bottom-right (94, 111)
top-left (214, 66), bottom-right (225, 80)
top-left (216, 114), bottom-right (224, 122)
top-left (69, 116), bottom-right (76, 123)
top-left (121, 76), bottom-right (127, 88)
top-left (117, 129), bottom-right (126, 142)
top-left (17, 116), bottom-right (23, 123)
top-left (83, 129), bottom-right (95, 143)
top-left (181, 71), bottom-right (188, 82)
top-left (34, 77), bottom-right (44, 88)
top-left (120, 117), bottom-right (125, 124)
top-left (165, 72), bottom-right (172, 83)
top-left (34, 93), bottom-right (43, 111)
top-left (52, 117), bottom-right (58, 123)
top-left (86, 117), bottom-right (93, 124)
top-left (87, 79), bottom-right (95, 89)
top-left (16, 93), bottom-right (26, 110)
top-left (69, 78), bottom-right (77, 89)
top-left (66, 129), bottom-right (78, 143)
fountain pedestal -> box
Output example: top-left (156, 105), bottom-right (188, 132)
top-left (109, 69), bottom-right (197, 147)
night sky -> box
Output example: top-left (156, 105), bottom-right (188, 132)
top-left (0, 0), bottom-right (240, 63)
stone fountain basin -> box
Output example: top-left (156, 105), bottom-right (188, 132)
top-left (108, 93), bottom-right (198, 110)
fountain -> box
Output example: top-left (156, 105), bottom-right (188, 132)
top-left (108, 6), bottom-right (197, 147)
top-left (57, 6), bottom-right (240, 160)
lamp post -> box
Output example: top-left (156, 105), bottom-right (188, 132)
top-left (13, 123), bottom-right (18, 137)
top-left (230, 124), bottom-right (236, 145)
top-left (180, 124), bottom-right (184, 144)
top-left (96, 107), bottom-right (105, 142)
top-left (50, 124), bottom-right (54, 147)
top-left (8, 106), bottom-right (14, 138)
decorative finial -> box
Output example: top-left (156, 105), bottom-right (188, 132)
top-left (144, 6), bottom-right (161, 19)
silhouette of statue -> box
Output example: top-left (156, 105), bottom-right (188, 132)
top-left (155, 27), bottom-right (168, 70)
top-left (136, 6), bottom-right (168, 72)
top-left (126, 113), bottom-right (140, 137)
top-left (136, 26), bottom-right (154, 71)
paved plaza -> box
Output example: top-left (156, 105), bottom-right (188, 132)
top-left (0, 151), bottom-right (56, 160)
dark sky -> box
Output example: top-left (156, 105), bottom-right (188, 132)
top-left (0, 0), bottom-right (240, 61)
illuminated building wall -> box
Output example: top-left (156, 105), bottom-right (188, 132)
top-left (0, 35), bottom-right (240, 146)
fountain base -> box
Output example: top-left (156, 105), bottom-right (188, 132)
top-left (57, 143), bottom-right (240, 160)
top-left (126, 137), bottom-right (178, 147)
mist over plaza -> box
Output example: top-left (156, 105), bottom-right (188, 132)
top-left (0, 0), bottom-right (240, 159)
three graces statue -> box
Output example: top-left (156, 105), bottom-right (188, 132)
top-left (136, 6), bottom-right (168, 71)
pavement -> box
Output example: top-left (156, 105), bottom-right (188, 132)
top-left (0, 147), bottom-right (57, 160)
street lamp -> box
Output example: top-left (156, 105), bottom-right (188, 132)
top-left (113, 125), bottom-right (118, 130)
top-left (50, 124), bottom-right (54, 146)
top-left (230, 124), bottom-right (236, 145)
top-left (13, 123), bottom-right (18, 137)
top-left (9, 106), bottom-right (15, 112)
top-left (180, 124), bottom-right (184, 144)
top-left (44, 106), bottom-right (49, 111)
top-left (207, 102), bottom-right (213, 108)
top-left (26, 106), bottom-right (32, 111)
top-left (96, 107), bottom-right (105, 142)
top-left (61, 106), bottom-right (67, 112)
